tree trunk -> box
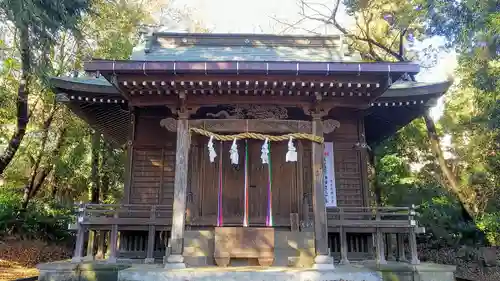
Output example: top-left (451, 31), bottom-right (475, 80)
top-left (21, 107), bottom-right (58, 210)
top-left (367, 150), bottom-right (382, 206)
top-left (97, 142), bottom-right (111, 259)
top-left (90, 131), bottom-right (100, 204)
top-left (21, 127), bottom-right (67, 210)
top-left (0, 26), bottom-right (30, 175)
top-left (423, 114), bottom-right (477, 218)
top-left (100, 142), bottom-right (111, 203)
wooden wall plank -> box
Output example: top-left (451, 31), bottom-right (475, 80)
top-left (324, 117), bottom-right (365, 208)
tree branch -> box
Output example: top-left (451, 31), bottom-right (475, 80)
top-left (295, 0), bottom-right (406, 62)
top-left (0, 25), bottom-right (31, 175)
top-left (27, 104), bottom-right (59, 193)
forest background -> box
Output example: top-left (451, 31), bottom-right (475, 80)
top-left (0, 0), bottom-right (498, 279)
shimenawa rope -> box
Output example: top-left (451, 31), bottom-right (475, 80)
top-left (189, 127), bottom-right (323, 143)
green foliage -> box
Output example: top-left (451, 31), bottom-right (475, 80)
top-left (0, 0), bottom-right (91, 85)
top-left (0, 187), bottom-right (74, 241)
top-left (80, 0), bottom-right (147, 60)
top-left (339, 0), bottom-right (499, 247)
top-left (476, 212), bottom-right (500, 246)
top-left (418, 196), bottom-right (482, 247)
top-left (0, 0), bottom-right (146, 238)
top-left (375, 121), bottom-right (489, 247)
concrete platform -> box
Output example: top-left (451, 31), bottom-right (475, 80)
top-left (38, 261), bottom-right (456, 281)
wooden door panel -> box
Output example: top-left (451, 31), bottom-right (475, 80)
top-left (221, 141), bottom-right (244, 224)
top-left (248, 140), bottom-right (268, 225)
top-left (195, 138), bottom-right (300, 227)
top-left (270, 143), bottom-right (295, 219)
top-left (199, 138), bottom-right (218, 221)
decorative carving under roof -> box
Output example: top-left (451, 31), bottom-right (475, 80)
top-left (323, 119), bottom-right (341, 134)
top-left (160, 117), bottom-right (177, 132)
top-left (206, 105), bottom-right (288, 120)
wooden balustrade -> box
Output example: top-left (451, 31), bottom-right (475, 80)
top-left (326, 205), bottom-right (423, 265)
top-left (71, 203), bottom-right (423, 265)
top-left (72, 203), bottom-right (173, 263)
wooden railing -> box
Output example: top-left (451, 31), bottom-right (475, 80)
top-left (72, 204), bottom-right (172, 264)
top-left (326, 205), bottom-right (423, 265)
top-left (71, 203), bottom-right (423, 265)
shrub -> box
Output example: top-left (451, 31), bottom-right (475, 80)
top-left (476, 212), bottom-right (500, 246)
top-left (417, 196), bottom-right (485, 247)
top-left (0, 188), bottom-right (75, 242)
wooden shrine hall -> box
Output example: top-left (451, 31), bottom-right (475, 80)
top-left (52, 32), bottom-right (451, 268)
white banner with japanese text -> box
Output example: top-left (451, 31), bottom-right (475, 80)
top-left (323, 142), bottom-right (337, 207)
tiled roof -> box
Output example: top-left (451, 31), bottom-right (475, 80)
top-left (129, 32), bottom-right (362, 62)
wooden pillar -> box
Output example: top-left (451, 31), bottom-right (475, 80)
top-left (107, 212), bottom-right (118, 263)
top-left (386, 233), bottom-right (396, 261)
top-left (375, 228), bottom-right (386, 264)
top-left (123, 109), bottom-right (136, 204)
top-left (145, 205), bottom-right (156, 264)
top-left (397, 233), bottom-right (407, 262)
top-left (409, 227), bottom-right (420, 264)
top-left (72, 203), bottom-right (85, 263)
top-left (375, 211), bottom-right (387, 264)
top-left (96, 231), bottom-right (106, 259)
top-left (311, 114), bottom-right (334, 269)
top-left (339, 208), bottom-right (349, 264)
top-left (409, 205), bottom-right (420, 264)
top-left (409, 228), bottom-right (419, 264)
top-left (84, 230), bottom-right (96, 261)
top-left (165, 111), bottom-right (190, 268)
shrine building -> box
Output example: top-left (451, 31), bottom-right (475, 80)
top-left (49, 32), bottom-right (452, 271)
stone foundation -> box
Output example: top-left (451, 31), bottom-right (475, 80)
top-left (37, 261), bottom-right (131, 281)
top-left (37, 261), bottom-right (456, 281)
top-left (362, 261), bottom-right (457, 281)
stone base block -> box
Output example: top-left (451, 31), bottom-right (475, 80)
top-left (312, 255), bottom-right (335, 270)
top-left (184, 256), bottom-right (211, 267)
top-left (119, 265), bottom-right (381, 281)
top-left (362, 261), bottom-right (456, 281)
top-left (164, 255), bottom-right (186, 269)
top-left (163, 262), bottom-right (186, 269)
top-left (37, 261), bottom-right (131, 281)
top-left (83, 256), bottom-right (94, 262)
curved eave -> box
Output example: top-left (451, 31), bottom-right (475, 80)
top-left (51, 76), bottom-right (120, 95)
top-left (51, 77), bottom-right (129, 146)
top-left (51, 76), bottom-right (452, 146)
top-left (365, 81), bottom-right (452, 145)
top-left (68, 102), bottom-right (130, 146)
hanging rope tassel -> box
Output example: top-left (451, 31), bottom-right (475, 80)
top-left (266, 141), bottom-right (273, 227)
top-left (261, 138), bottom-right (269, 164)
top-left (243, 140), bottom-right (249, 227)
top-left (230, 138), bottom-right (239, 165)
top-left (286, 136), bottom-right (297, 162)
top-left (208, 135), bottom-right (217, 163)
top-left (217, 141), bottom-right (223, 226)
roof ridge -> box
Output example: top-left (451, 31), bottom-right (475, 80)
top-left (152, 32), bottom-right (343, 40)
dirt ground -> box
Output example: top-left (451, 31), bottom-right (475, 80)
top-left (419, 245), bottom-right (500, 281)
top-left (0, 259), bottom-right (39, 281)
top-left (0, 239), bottom-right (72, 281)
